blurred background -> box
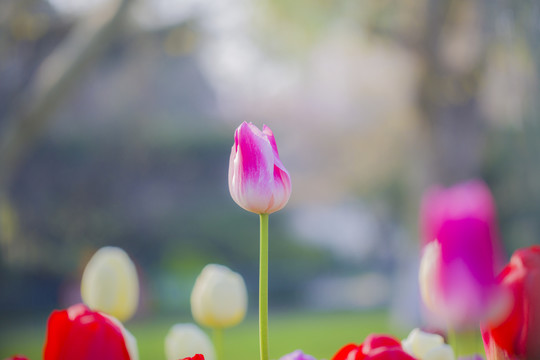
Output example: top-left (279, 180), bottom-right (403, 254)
top-left (1, 0), bottom-right (540, 357)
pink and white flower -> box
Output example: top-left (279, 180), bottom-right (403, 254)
top-left (228, 122), bottom-right (291, 215)
top-left (419, 180), bottom-right (505, 327)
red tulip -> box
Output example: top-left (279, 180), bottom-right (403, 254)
top-left (482, 245), bottom-right (540, 360)
top-left (181, 356), bottom-right (205, 360)
top-left (228, 122), bottom-right (291, 215)
top-left (43, 304), bottom-right (138, 360)
top-left (419, 180), bottom-right (505, 327)
top-left (332, 334), bottom-right (416, 360)
top-left (4, 356), bottom-right (29, 360)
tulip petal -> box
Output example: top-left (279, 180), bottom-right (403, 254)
top-left (365, 348), bottom-right (417, 360)
top-left (483, 246), bottom-right (540, 359)
top-left (362, 334), bottom-right (402, 355)
top-left (419, 180), bottom-right (504, 327)
top-left (44, 304), bottom-right (132, 360)
top-left (331, 344), bottom-right (360, 360)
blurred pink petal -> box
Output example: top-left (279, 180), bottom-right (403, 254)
top-left (419, 180), bottom-right (505, 327)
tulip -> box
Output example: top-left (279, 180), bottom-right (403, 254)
top-left (482, 245), bottom-right (540, 360)
top-left (165, 323), bottom-right (216, 360)
top-left (228, 122), bottom-right (291, 215)
top-left (181, 356), bottom-right (205, 360)
top-left (228, 122), bottom-right (292, 360)
top-left (419, 180), bottom-right (504, 327)
top-left (279, 350), bottom-right (317, 360)
top-left (191, 264), bottom-right (248, 328)
top-left (4, 356), bottom-right (29, 360)
top-left (401, 328), bottom-right (455, 360)
top-left (332, 334), bottom-right (416, 360)
top-left (43, 303), bottom-right (138, 360)
top-left (81, 246), bottom-right (139, 322)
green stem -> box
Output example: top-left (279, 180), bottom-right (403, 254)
top-left (259, 213), bottom-right (269, 360)
top-left (448, 326), bottom-right (458, 357)
top-left (213, 327), bottom-right (224, 360)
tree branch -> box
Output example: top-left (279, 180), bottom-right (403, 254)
top-left (0, 0), bottom-right (132, 190)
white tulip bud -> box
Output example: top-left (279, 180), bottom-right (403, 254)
top-left (81, 246), bottom-right (139, 322)
top-left (191, 264), bottom-right (248, 328)
top-left (402, 328), bottom-right (454, 360)
top-left (423, 344), bottom-right (455, 360)
top-left (165, 323), bottom-right (216, 360)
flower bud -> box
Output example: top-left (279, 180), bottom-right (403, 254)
top-left (419, 180), bottom-right (504, 327)
top-left (164, 324), bottom-right (215, 360)
top-left (81, 246), bottom-right (139, 322)
top-left (228, 122), bottom-right (291, 215)
top-left (191, 264), bottom-right (247, 328)
top-left (402, 328), bottom-right (454, 360)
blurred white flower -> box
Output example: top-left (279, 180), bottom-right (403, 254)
top-left (165, 323), bottom-right (216, 360)
top-left (402, 328), bottom-right (454, 360)
top-left (81, 246), bottom-right (139, 322)
top-left (191, 264), bottom-right (247, 328)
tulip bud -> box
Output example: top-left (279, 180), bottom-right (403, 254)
top-left (191, 264), bottom-right (248, 329)
top-left (228, 122), bottom-right (292, 215)
top-left (419, 180), bottom-right (504, 327)
top-left (402, 328), bottom-right (454, 360)
top-left (81, 246), bottom-right (139, 322)
top-left (164, 324), bottom-right (215, 360)
top-left (44, 303), bottom-right (138, 360)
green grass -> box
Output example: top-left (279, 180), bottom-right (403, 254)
top-left (0, 310), bottom-right (485, 359)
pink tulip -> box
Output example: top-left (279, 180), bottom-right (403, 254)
top-left (228, 122), bottom-right (291, 214)
top-left (419, 180), bottom-right (505, 327)
top-left (482, 246), bottom-right (540, 360)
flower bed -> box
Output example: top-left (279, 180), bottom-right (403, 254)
top-left (3, 123), bottom-right (539, 360)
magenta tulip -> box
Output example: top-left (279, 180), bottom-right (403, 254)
top-left (228, 122), bottom-right (291, 215)
top-left (419, 180), bottom-right (505, 327)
